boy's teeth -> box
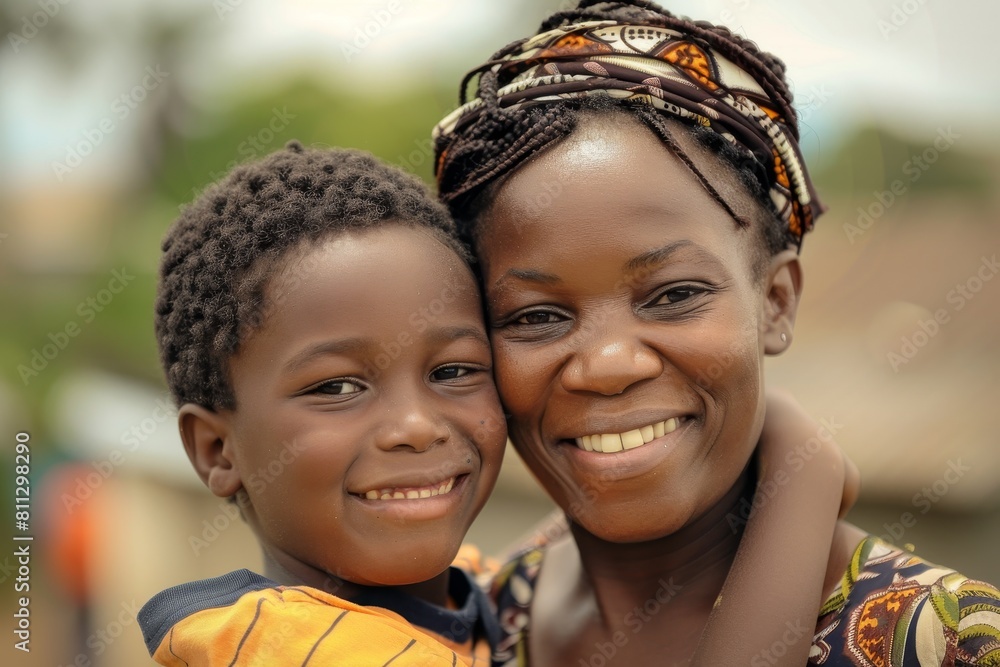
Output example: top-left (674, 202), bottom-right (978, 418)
top-left (574, 418), bottom-right (681, 454)
top-left (361, 477), bottom-right (458, 500)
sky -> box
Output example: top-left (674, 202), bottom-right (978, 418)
top-left (1, 0), bottom-right (997, 188)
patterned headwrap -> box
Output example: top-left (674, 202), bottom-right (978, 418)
top-left (434, 20), bottom-right (824, 246)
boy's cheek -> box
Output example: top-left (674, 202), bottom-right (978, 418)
top-left (473, 409), bottom-right (507, 449)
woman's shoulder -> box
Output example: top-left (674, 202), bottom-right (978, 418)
top-left (812, 535), bottom-right (1000, 665)
top-left (489, 545), bottom-right (548, 667)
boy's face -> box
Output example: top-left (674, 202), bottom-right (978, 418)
top-left (223, 224), bottom-right (505, 587)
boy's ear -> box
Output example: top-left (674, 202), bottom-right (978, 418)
top-left (177, 404), bottom-right (243, 498)
top-left (762, 249), bottom-right (803, 355)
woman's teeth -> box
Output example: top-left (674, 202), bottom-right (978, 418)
top-left (362, 477), bottom-right (456, 500)
top-left (574, 418), bottom-right (681, 453)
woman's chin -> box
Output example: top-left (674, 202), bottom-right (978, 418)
top-left (572, 508), bottom-right (693, 545)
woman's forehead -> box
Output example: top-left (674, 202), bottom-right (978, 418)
top-left (482, 112), bottom-right (770, 248)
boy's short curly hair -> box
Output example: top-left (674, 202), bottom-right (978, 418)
top-left (155, 140), bottom-right (467, 411)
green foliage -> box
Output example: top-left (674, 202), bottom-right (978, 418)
top-left (812, 125), bottom-right (993, 201)
top-left (156, 76), bottom-right (452, 209)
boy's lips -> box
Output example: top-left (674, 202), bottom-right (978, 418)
top-left (349, 474), bottom-right (472, 522)
top-left (358, 476), bottom-right (458, 500)
top-left (350, 471), bottom-right (469, 501)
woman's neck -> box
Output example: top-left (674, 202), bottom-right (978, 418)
top-left (568, 467), bottom-right (753, 627)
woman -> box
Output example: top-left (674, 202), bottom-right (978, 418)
top-left (433, 1), bottom-right (1000, 665)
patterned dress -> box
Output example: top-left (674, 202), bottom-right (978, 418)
top-left (490, 536), bottom-right (1000, 666)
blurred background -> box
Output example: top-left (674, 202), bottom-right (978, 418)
top-left (1, 0), bottom-right (998, 664)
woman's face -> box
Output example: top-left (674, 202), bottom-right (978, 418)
top-left (476, 115), bottom-right (799, 542)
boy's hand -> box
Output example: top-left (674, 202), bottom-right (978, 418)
top-left (760, 387), bottom-right (859, 518)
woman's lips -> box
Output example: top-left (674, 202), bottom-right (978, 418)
top-left (572, 417), bottom-right (688, 453)
top-left (555, 417), bottom-right (696, 482)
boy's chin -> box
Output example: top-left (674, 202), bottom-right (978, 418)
top-left (355, 548), bottom-right (461, 588)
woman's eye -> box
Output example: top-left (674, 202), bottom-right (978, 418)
top-left (315, 380), bottom-right (362, 395)
top-left (431, 366), bottom-right (472, 381)
top-left (516, 311), bottom-right (562, 325)
top-left (653, 286), bottom-right (704, 305)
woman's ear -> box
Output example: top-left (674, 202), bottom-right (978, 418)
top-left (762, 249), bottom-right (803, 355)
top-left (177, 404), bottom-right (243, 498)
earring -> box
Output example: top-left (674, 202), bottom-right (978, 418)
top-left (780, 333), bottom-right (787, 342)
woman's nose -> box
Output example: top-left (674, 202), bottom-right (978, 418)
top-left (559, 326), bottom-right (663, 395)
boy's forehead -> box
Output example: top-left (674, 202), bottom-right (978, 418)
top-left (250, 226), bottom-right (482, 337)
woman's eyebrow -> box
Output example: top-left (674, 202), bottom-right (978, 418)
top-left (493, 267), bottom-right (561, 291)
top-left (623, 240), bottom-right (695, 273)
top-left (624, 240), bottom-right (729, 275)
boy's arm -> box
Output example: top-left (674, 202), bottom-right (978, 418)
top-left (691, 388), bottom-right (856, 667)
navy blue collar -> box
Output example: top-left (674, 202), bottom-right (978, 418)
top-left (138, 567), bottom-right (500, 656)
top-left (351, 566), bottom-right (501, 650)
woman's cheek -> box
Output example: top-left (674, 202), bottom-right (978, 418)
top-left (494, 340), bottom-right (546, 418)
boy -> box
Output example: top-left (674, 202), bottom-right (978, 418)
top-left (138, 141), bottom-right (507, 665)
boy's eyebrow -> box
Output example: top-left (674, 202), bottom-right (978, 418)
top-left (426, 325), bottom-right (490, 347)
top-left (283, 327), bottom-right (489, 374)
top-left (283, 338), bottom-right (370, 373)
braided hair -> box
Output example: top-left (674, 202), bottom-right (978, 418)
top-left (155, 141), bottom-right (466, 411)
top-left (435, 0), bottom-right (799, 259)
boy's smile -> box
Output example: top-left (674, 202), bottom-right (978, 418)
top-left (214, 224), bottom-right (505, 589)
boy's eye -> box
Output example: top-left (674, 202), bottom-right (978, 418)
top-left (430, 365), bottom-right (471, 381)
top-left (314, 380), bottom-right (363, 395)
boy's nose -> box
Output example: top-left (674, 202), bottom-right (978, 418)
top-left (374, 391), bottom-right (450, 452)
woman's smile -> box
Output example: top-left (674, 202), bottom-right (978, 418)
top-left (477, 113), bottom-right (780, 541)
